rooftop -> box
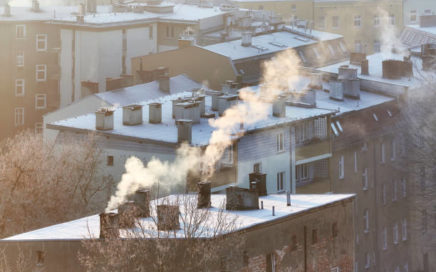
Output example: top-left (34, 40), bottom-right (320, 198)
top-left (3, 193), bottom-right (354, 240)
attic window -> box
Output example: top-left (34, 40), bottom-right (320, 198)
top-left (331, 123), bottom-right (339, 136)
top-left (372, 113), bottom-right (379, 121)
top-left (335, 121), bottom-right (343, 132)
top-left (387, 110), bottom-right (392, 117)
top-left (328, 44), bottom-right (335, 56)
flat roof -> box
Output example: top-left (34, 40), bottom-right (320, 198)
top-left (3, 193), bottom-right (354, 240)
top-left (201, 28), bottom-right (343, 61)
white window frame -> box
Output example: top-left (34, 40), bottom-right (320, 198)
top-left (276, 171), bottom-right (285, 192)
top-left (35, 122), bottom-right (43, 134)
top-left (393, 223), bottom-right (399, 244)
top-left (36, 34), bottom-right (48, 52)
top-left (363, 209), bottom-right (369, 233)
top-left (354, 151), bottom-right (358, 173)
top-left (382, 227), bottom-right (387, 250)
top-left (373, 40), bottom-right (381, 53)
top-left (36, 64), bottom-right (47, 81)
top-left (410, 10), bottom-right (417, 23)
top-left (16, 24), bottom-right (26, 39)
top-left (339, 155), bottom-right (344, 179)
top-left (221, 145), bottom-right (234, 166)
top-left (35, 94), bottom-right (47, 110)
top-left (354, 15), bottom-right (361, 27)
top-left (16, 51), bottom-right (24, 67)
top-left (15, 79), bottom-right (25, 96)
top-left (362, 168), bottom-right (368, 190)
top-left (402, 218), bottom-right (407, 241)
top-left (277, 132), bottom-right (284, 152)
top-left (14, 107), bottom-right (24, 126)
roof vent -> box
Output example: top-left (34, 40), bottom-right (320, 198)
top-left (176, 119), bottom-right (192, 144)
top-left (249, 172), bottom-right (267, 196)
top-left (149, 103), bottom-right (162, 124)
top-left (157, 205), bottom-right (180, 230)
top-left (96, 108), bottom-right (114, 130)
top-left (226, 186), bottom-right (259, 210)
top-left (218, 94), bottom-right (238, 116)
top-left (175, 102), bottom-right (200, 124)
top-left (241, 31), bottom-right (252, 47)
top-left (123, 105), bottom-right (143, 126)
top-left (99, 212), bottom-right (119, 239)
top-left (197, 182), bottom-right (211, 209)
top-left (329, 81), bottom-right (344, 101)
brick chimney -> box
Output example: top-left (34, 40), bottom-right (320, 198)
top-left (197, 182), bottom-right (211, 208)
top-left (95, 108), bottom-right (114, 130)
top-left (149, 103), bottom-right (162, 124)
top-left (123, 105), bottom-right (143, 126)
top-left (99, 212), bottom-right (119, 239)
top-left (176, 119), bottom-right (192, 144)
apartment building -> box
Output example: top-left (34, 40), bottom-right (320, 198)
top-left (401, 15), bottom-right (436, 49)
top-left (0, 191), bottom-right (355, 272)
top-left (403, 0), bottom-right (436, 26)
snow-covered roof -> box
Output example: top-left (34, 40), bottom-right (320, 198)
top-left (3, 193), bottom-right (354, 241)
top-left (201, 29), bottom-right (343, 61)
top-left (0, 5), bottom-right (80, 21)
top-left (96, 74), bottom-right (203, 106)
top-left (407, 24), bottom-right (436, 36)
top-left (49, 90), bottom-right (334, 146)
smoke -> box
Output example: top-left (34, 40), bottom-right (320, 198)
top-left (377, 6), bottom-right (408, 58)
top-left (106, 49), bottom-right (302, 211)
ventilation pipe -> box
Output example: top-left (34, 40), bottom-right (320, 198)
top-left (149, 103), bottom-right (162, 124)
top-left (123, 105), bottom-right (143, 126)
top-left (96, 108), bottom-right (114, 130)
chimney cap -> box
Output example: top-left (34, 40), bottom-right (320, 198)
top-left (96, 108), bottom-right (114, 116)
top-left (123, 104), bottom-right (142, 110)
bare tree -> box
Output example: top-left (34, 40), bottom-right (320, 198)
top-left (79, 194), bottom-right (246, 272)
top-left (0, 131), bottom-right (112, 238)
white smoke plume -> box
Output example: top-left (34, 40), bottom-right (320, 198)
top-left (106, 49), bottom-right (302, 211)
top-left (377, 6), bottom-right (408, 58)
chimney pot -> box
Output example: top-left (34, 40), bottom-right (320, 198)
top-left (96, 108), bottom-right (114, 130)
top-left (174, 102), bottom-right (200, 124)
top-left (149, 103), bottom-right (162, 124)
top-left (123, 104), bottom-right (143, 126)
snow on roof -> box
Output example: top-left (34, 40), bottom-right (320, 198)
top-left (49, 91), bottom-right (334, 146)
top-left (96, 74), bottom-right (202, 106)
top-left (3, 193), bottom-right (354, 241)
top-left (0, 5), bottom-right (79, 21)
top-left (407, 24), bottom-right (436, 36)
top-left (201, 29), bottom-right (343, 61)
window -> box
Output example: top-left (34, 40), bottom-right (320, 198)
top-left (380, 142), bottom-right (385, 163)
top-left (277, 132), bottom-right (284, 152)
top-left (266, 253), bottom-right (276, 272)
top-left (14, 107), bottom-right (24, 126)
top-left (354, 40), bottom-right (362, 53)
top-left (354, 15), bottom-right (361, 27)
top-left (365, 252), bottom-right (370, 268)
top-left (335, 121), bottom-right (343, 132)
top-left (312, 47), bottom-right (320, 59)
top-left (374, 15), bottom-right (380, 26)
top-left (389, 15), bottom-right (396, 25)
top-left (354, 151), bottom-right (358, 173)
top-left (372, 113), bottom-right (378, 121)
top-left (391, 139), bottom-right (396, 161)
top-left (253, 162), bottom-right (262, 173)
top-left (296, 164), bottom-right (311, 185)
top-left (291, 4), bottom-right (296, 12)
top-left (35, 94), bottom-right (47, 109)
top-left (318, 16), bottom-right (325, 29)
top-left (382, 227), bottom-right (387, 250)
top-left (363, 209), bottom-right (369, 233)
top-left (393, 223), bottom-right (399, 244)
top-left (16, 51), bottom-right (24, 67)
top-left (298, 50), bottom-right (306, 63)
top-left (290, 235), bottom-right (297, 251)
top-left (15, 79), bottom-right (25, 96)
top-left (36, 34), bottom-right (47, 51)
top-left (332, 16), bottom-right (339, 29)
top-left (149, 25), bottom-right (153, 39)
top-left (410, 10), bottom-right (417, 23)
top-left (312, 229), bottom-right (318, 244)
top-left (16, 24), bottom-right (26, 39)
top-left (276, 172), bottom-right (285, 192)
top-left (401, 178), bottom-right (407, 197)
top-left (362, 168), bottom-right (368, 190)
top-left (424, 9), bottom-right (432, 15)
top-left (332, 222), bottom-right (338, 238)
top-left (392, 180), bottom-right (397, 202)
top-left (221, 146), bottom-right (234, 166)
top-left (36, 64), bottom-right (47, 81)
top-left (35, 123), bottom-right (43, 134)
top-left (107, 155), bottom-right (114, 166)
top-left (328, 44), bottom-right (335, 56)
top-left (36, 250), bottom-right (44, 266)
top-left (331, 122), bottom-right (339, 136)
top-left (402, 219), bottom-right (407, 241)
top-left (339, 155), bottom-right (344, 179)
top-left (382, 183), bottom-right (387, 205)
top-left (373, 40), bottom-right (381, 52)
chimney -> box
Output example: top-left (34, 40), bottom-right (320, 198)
top-left (192, 94), bottom-right (206, 116)
top-left (76, 15), bottom-right (85, 24)
top-left (249, 172), bottom-right (267, 196)
top-left (176, 119), bottom-right (192, 144)
top-left (329, 81), bottom-right (344, 101)
top-left (122, 105), bottom-right (143, 126)
top-left (86, 0), bottom-right (96, 13)
top-left (272, 96), bottom-right (286, 117)
top-left (217, 94), bottom-right (238, 116)
top-left (419, 15), bottom-right (436, 28)
top-left (197, 182), bottom-right (211, 208)
top-left (342, 79), bottom-right (360, 99)
top-left (3, 3), bottom-right (11, 17)
top-left (132, 189), bottom-right (151, 217)
top-left (158, 73), bottom-right (170, 93)
top-left (308, 73), bottom-right (323, 90)
top-left (226, 186), bottom-right (259, 210)
top-left (157, 205), bottom-right (180, 230)
top-left (382, 60), bottom-right (413, 79)
top-left (178, 37), bottom-right (194, 49)
top-left (421, 44), bottom-right (436, 71)
top-left (118, 201), bottom-right (139, 228)
top-left (210, 90), bottom-right (223, 111)
top-left (31, 0), bottom-right (40, 12)
top-left (99, 212), bottom-right (119, 239)
top-left (241, 31), bottom-right (252, 47)
top-left (338, 66), bottom-right (358, 80)
top-left (222, 80), bottom-right (237, 94)
top-left (349, 52), bottom-right (366, 66)
top-left (172, 97), bottom-right (189, 118)
top-left (174, 102), bottom-right (200, 124)
top-left (96, 108), bottom-right (114, 130)
top-left (361, 59), bottom-right (369, 75)
top-left (149, 103), bottom-right (162, 124)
